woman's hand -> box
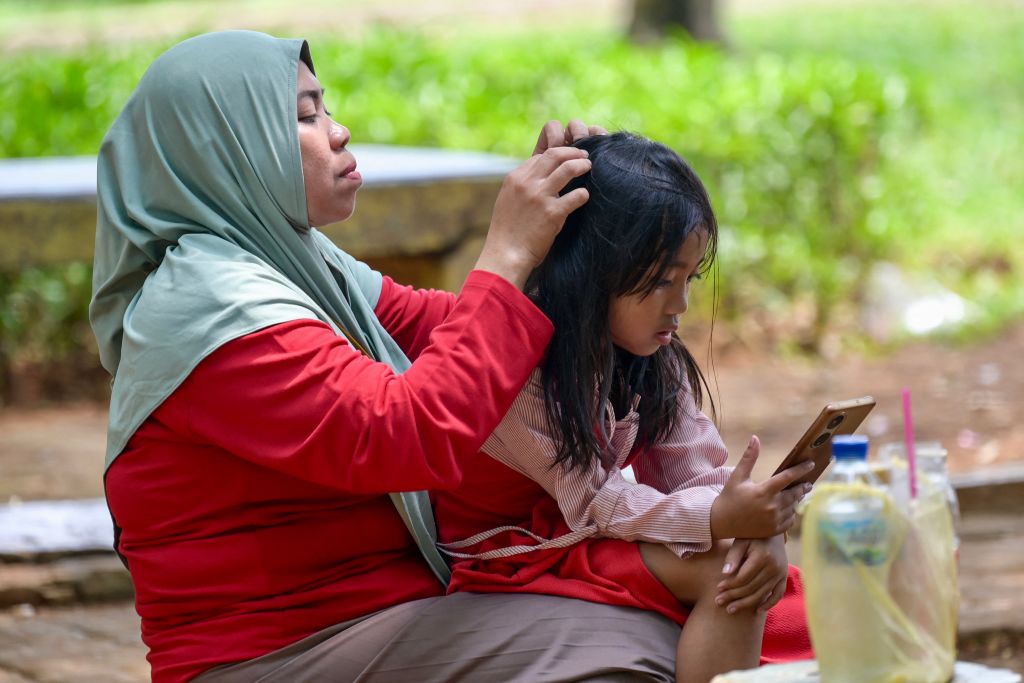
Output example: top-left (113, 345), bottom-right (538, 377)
top-left (532, 119), bottom-right (608, 155)
top-left (710, 435), bottom-right (813, 540)
top-left (475, 147), bottom-right (592, 289)
top-left (715, 536), bottom-right (789, 614)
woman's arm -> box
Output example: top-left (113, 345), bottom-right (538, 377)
top-left (480, 378), bottom-right (727, 557)
top-left (182, 270), bottom-right (552, 495)
top-left (374, 276), bottom-right (457, 360)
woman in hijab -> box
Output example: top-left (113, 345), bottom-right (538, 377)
top-left (92, 30), bottom-right (684, 682)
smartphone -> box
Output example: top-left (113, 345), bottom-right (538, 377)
top-left (772, 396), bottom-right (876, 488)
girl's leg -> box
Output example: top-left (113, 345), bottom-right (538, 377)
top-left (640, 541), bottom-right (767, 683)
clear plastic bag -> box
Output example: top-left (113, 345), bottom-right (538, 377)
top-left (801, 480), bottom-right (958, 683)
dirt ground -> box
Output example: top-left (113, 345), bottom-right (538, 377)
top-left (1, 322), bottom-right (1021, 502)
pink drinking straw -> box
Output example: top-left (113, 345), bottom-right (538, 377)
top-left (901, 388), bottom-right (918, 499)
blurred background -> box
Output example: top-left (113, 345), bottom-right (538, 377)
top-left (0, 0), bottom-right (1021, 474)
top-left (1, 1), bottom-right (1023, 675)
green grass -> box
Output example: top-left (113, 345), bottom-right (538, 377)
top-left (730, 2), bottom-right (1024, 335)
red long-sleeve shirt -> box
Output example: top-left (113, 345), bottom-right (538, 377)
top-left (105, 270), bottom-right (552, 683)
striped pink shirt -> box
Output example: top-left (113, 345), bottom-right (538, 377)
top-left (441, 369), bottom-right (732, 560)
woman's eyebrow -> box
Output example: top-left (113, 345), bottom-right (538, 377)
top-left (297, 88), bottom-right (325, 102)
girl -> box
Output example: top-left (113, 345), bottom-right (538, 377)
top-left (434, 132), bottom-right (815, 683)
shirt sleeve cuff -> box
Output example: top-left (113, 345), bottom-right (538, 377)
top-left (462, 269), bottom-right (554, 341)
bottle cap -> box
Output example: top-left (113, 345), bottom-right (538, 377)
top-left (832, 434), bottom-right (869, 460)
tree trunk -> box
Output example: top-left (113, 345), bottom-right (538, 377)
top-left (629, 0), bottom-right (724, 44)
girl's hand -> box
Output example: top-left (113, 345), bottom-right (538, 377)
top-left (710, 435), bottom-right (813, 540)
top-left (475, 147), bottom-right (591, 289)
top-left (715, 536), bottom-right (789, 614)
top-left (532, 119), bottom-right (608, 155)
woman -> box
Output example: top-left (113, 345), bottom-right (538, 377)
top-left (92, 30), bottom-right (682, 682)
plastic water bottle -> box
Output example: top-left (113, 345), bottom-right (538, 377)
top-left (810, 435), bottom-right (899, 682)
top-left (819, 436), bottom-right (888, 565)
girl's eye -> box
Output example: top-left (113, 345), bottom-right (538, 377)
top-left (324, 109), bottom-right (333, 117)
top-left (299, 114), bottom-right (317, 124)
top-left (687, 272), bottom-right (704, 283)
top-left (655, 279), bottom-right (673, 289)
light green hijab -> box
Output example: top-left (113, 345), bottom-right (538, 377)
top-left (90, 30), bottom-right (450, 583)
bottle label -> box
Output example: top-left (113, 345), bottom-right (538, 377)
top-left (819, 513), bottom-right (888, 565)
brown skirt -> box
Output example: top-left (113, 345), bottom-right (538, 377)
top-left (193, 592), bottom-right (679, 682)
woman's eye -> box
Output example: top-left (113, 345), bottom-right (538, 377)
top-left (324, 109), bottom-right (333, 117)
top-left (299, 114), bottom-right (317, 124)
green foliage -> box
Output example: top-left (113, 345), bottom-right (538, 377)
top-left (0, 263), bottom-right (98, 402)
top-left (0, 3), bottom-right (1022, 397)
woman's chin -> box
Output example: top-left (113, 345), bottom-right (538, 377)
top-left (310, 203), bottom-right (356, 228)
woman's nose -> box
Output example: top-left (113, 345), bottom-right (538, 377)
top-left (329, 124), bottom-right (349, 150)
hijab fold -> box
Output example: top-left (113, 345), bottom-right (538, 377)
top-left (91, 30), bottom-right (450, 583)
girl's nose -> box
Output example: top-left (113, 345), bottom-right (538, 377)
top-left (670, 288), bottom-right (689, 316)
top-left (329, 124), bottom-right (349, 150)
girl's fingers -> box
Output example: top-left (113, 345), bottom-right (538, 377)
top-left (719, 544), bottom-right (765, 591)
top-left (720, 539), bottom-right (751, 578)
top-left (723, 571), bottom-right (775, 614)
top-left (727, 588), bottom-right (773, 615)
top-left (759, 577), bottom-right (788, 614)
top-left (781, 484), bottom-right (809, 507)
top-left (717, 566), bottom-right (772, 608)
top-left (765, 460), bottom-right (816, 493)
top-left (588, 125), bottom-right (609, 136)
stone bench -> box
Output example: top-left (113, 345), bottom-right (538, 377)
top-left (711, 660), bottom-right (1021, 683)
top-left (0, 146), bottom-right (518, 290)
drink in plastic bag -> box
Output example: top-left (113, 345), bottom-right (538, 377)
top-left (804, 435), bottom-right (902, 682)
top-left (879, 441), bottom-right (961, 559)
top-left (881, 442), bottom-right (960, 678)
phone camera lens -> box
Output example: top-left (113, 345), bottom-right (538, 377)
top-left (827, 414), bottom-right (846, 430)
top-left (812, 432), bottom-right (831, 448)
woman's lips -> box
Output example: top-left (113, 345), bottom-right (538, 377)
top-left (656, 331), bottom-right (673, 344)
top-left (340, 161), bottom-right (360, 181)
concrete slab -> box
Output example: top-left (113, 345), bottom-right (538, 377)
top-left (0, 147), bottom-right (515, 200)
top-left (0, 603), bottom-right (147, 683)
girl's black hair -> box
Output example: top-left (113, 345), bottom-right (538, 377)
top-left (527, 131), bottom-right (718, 472)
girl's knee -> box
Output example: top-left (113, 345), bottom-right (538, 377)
top-left (640, 541), bottom-right (731, 604)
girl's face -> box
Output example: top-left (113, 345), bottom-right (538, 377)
top-left (297, 61), bottom-right (362, 227)
top-left (608, 229), bottom-right (708, 357)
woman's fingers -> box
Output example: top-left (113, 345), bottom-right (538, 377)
top-left (544, 156), bottom-right (593, 193)
top-left (532, 120), bottom-right (568, 156)
top-left (529, 145), bottom-right (590, 176)
top-left (566, 119), bottom-right (591, 143)
top-left (533, 119), bottom-right (607, 154)
top-left (557, 187), bottom-right (590, 214)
